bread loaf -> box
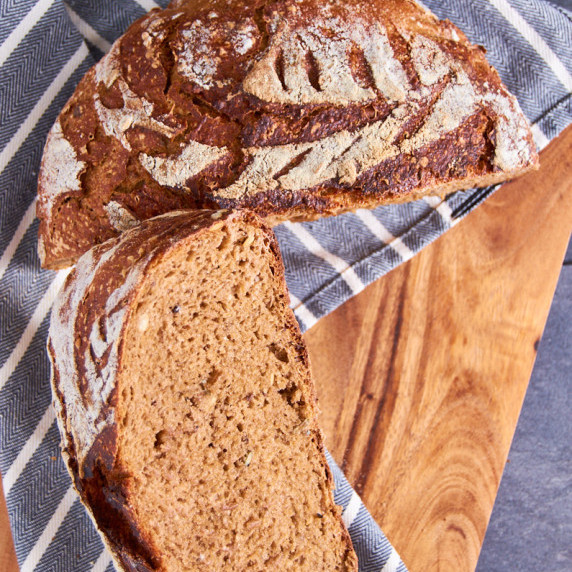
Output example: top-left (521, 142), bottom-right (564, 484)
top-left (37, 0), bottom-right (538, 269)
top-left (48, 209), bottom-right (358, 571)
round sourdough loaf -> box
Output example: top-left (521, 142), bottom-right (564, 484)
top-left (37, 0), bottom-right (538, 268)
top-left (49, 209), bottom-right (358, 571)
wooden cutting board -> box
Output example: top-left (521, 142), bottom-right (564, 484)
top-left (306, 125), bottom-right (572, 571)
top-left (1, 126), bottom-right (571, 571)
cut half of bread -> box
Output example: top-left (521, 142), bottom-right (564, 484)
top-left (37, 0), bottom-right (538, 269)
top-left (48, 209), bottom-right (358, 571)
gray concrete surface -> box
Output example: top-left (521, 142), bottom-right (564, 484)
top-left (549, 0), bottom-right (572, 9)
top-left (477, 236), bottom-right (572, 571)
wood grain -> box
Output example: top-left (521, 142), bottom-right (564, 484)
top-left (0, 127), bottom-right (570, 571)
top-left (306, 125), bottom-right (572, 572)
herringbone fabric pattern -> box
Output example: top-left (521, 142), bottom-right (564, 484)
top-left (1, 1), bottom-right (570, 570)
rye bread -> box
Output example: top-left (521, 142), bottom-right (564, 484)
top-left (37, 0), bottom-right (538, 269)
top-left (48, 209), bottom-right (358, 571)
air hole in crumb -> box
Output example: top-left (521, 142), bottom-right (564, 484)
top-left (202, 367), bottom-right (221, 389)
top-left (154, 430), bottom-right (168, 449)
top-left (278, 384), bottom-right (303, 406)
top-left (217, 233), bottom-right (231, 251)
top-left (241, 234), bottom-right (255, 249)
top-left (268, 343), bottom-right (289, 363)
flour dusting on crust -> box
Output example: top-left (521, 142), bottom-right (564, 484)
top-left (176, 16), bottom-right (258, 89)
top-left (93, 42), bottom-right (178, 151)
top-left (216, 68), bottom-right (498, 199)
top-left (50, 247), bottom-right (115, 472)
top-left (139, 139), bottom-right (229, 188)
top-left (50, 242), bottom-right (147, 476)
top-left (105, 201), bottom-right (140, 232)
top-left (243, 16), bottom-right (410, 105)
top-left (38, 119), bottom-right (86, 221)
top-left (484, 92), bottom-right (534, 170)
top-left (90, 3), bottom-right (533, 200)
top-left (410, 35), bottom-right (451, 86)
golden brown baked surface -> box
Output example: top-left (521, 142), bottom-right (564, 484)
top-left (37, 0), bottom-right (538, 269)
top-left (48, 209), bottom-right (358, 571)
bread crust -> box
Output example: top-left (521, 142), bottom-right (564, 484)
top-left (37, 0), bottom-right (538, 268)
top-left (49, 209), bottom-right (358, 571)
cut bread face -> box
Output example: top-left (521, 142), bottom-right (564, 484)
top-left (37, 0), bottom-right (538, 269)
top-left (49, 210), bottom-right (357, 571)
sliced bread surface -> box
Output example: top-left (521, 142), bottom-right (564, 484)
top-left (49, 209), bottom-right (357, 571)
top-left (37, 0), bottom-right (538, 269)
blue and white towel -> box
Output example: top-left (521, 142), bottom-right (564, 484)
top-left (0, 1), bottom-right (570, 570)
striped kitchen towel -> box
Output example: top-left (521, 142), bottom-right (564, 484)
top-left (0, 0), bottom-right (570, 570)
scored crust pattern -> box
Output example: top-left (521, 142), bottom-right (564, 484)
top-left (37, 0), bottom-right (537, 268)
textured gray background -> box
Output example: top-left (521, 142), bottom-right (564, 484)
top-left (548, 0), bottom-right (572, 8)
top-left (477, 234), bottom-right (572, 570)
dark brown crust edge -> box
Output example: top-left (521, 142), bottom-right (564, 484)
top-left (49, 208), bottom-right (358, 571)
